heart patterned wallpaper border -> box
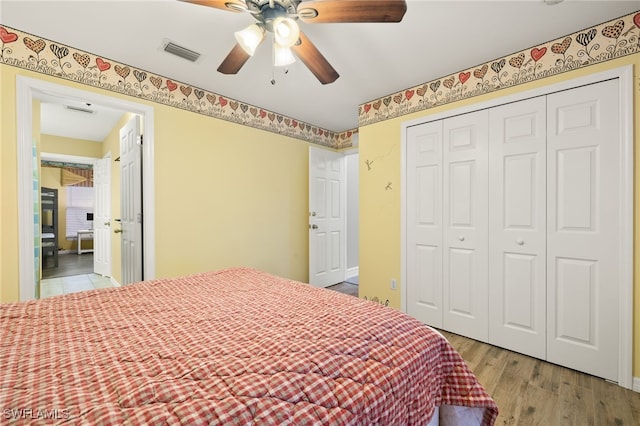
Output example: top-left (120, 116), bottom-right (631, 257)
top-left (359, 11), bottom-right (640, 127)
top-left (2, 11), bottom-right (638, 148)
top-left (0, 25), bottom-right (357, 149)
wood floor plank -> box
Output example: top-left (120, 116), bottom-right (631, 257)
top-left (592, 377), bottom-right (638, 425)
top-left (471, 345), bottom-right (510, 395)
top-left (556, 368), bottom-right (595, 425)
top-left (490, 373), bottom-right (524, 425)
top-left (516, 384), bottom-right (560, 425)
top-left (529, 358), bottom-right (562, 393)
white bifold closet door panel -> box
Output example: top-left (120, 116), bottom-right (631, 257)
top-left (488, 96), bottom-right (547, 359)
top-left (546, 79), bottom-right (620, 382)
top-left (406, 121), bottom-right (444, 327)
top-left (442, 110), bottom-right (489, 342)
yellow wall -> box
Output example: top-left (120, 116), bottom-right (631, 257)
top-left (153, 106), bottom-right (309, 279)
top-left (1, 69), bottom-right (19, 302)
top-left (1, 66), bottom-right (310, 303)
top-left (41, 134), bottom-right (103, 158)
top-left (359, 55), bottom-right (640, 374)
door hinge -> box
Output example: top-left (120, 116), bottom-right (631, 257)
top-left (137, 135), bottom-right (143, 145)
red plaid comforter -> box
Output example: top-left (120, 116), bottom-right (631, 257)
top-left (0, 268), bottom-right (497, 425)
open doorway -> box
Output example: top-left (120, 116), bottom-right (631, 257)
top-left (39, 150), bottom-right (110, 297)
top-left (16, 76), bottom-right (156, 302)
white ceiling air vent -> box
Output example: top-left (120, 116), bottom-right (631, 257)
top-left (65, 105), bottom-right (95, 114)
top-left (163, 41), bottom-right (201, 62)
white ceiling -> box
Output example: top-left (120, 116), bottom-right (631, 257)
top-left (2, 0), bottom-right (638, 138)
top-left (38, 93), bottom-right (126, 142)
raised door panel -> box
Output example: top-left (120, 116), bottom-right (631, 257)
top-left (406, 121), bottom-right (443, 327)
top-left (442, 110), bottom-right (488, 342)
top-left (546, 79), bottom-right (619, 381)
top-left (488, 96), bottom-right (546, 359)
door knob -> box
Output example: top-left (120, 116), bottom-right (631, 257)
top-left (104, 221), bottom-right (111, 226)
top-left (114, 229), bottom-right (123, 233)
top-left (458, 235), bottom-right (465, 241)
top-left (311, 224), bottom-right (318, 229)
top-left (516, 239), bottom-right (524, 245)
top-left (310, 211), bottom-right (316, 217)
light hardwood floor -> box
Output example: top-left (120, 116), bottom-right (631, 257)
top-left (439, 330), bottom-right (640, 425)
top-left (327, 283), bottom-right (640, 425)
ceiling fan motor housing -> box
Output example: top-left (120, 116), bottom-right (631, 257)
top-left (245, 0), bottom-right (301, 30)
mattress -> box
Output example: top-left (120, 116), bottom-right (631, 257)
top-left (0, 267), bottom-right (497, 424)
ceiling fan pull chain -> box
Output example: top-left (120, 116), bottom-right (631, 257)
top-left (271, 61), bottom-right (276, 85)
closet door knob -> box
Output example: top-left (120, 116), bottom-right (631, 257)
top-left (516, 239), bottom-right (524, 245)
top-left (458, 236), bottom-right (465, 242)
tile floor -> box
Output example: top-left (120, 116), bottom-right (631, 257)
top-left (40, 274), bottom-right (116, 298)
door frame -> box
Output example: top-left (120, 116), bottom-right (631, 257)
top-left (16, 76), bottom-right (156, 301)
top-left (400, 65), bottom-right (633, 389)
top-left (343, 147), bottom-right (359, 281)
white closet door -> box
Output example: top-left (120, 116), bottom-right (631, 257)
top-left (443, 110), bottom-right (489, 342)
top-left (406, 121), bottom-right (443, 327)
top-left (488, 96), bottom-right (547, 358)
top-left (546, 79), bottom-right (620, 381)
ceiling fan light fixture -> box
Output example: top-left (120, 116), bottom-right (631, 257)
top-left (234, 23), bottom-right (266, 55)
top-left (273, 16), bottom-right (300, 47)
top-left (273, 43), bottom-right (295, 66)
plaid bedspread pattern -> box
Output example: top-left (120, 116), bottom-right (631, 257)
top-left (0, 268), bottom-right (497, 425)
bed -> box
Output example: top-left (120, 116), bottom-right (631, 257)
top-left (0, 267), bottom-right (497, 425)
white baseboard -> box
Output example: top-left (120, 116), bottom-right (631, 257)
top-left (346, 266), bottom-right (359, 279)
top-left (633, 377), bottom-right (640, 393)
top-left (110, 277), bottom-right (121, 287)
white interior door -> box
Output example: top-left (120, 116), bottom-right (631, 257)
top-left (546, 80), bottom-right (620, 381)
top-left (406, 120), bottom-right (443, 327)
top-left (309, 146), bottom-right (345, 287)
top-left (93, 156), bottom-right (111, 277)
top-left (120, 116), bottom-right (142, 285)
top-left (442, 110), bottom-right (489, 342)
top-left (488, 96), bottom-right (547, 359)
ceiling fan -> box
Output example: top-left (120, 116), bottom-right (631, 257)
top-left (182, 0), bottom-right (407, 84)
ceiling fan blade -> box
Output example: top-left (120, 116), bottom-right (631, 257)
top-left (291, 31), bottom-right (339, 85)
top-left (298, 0), bottom-right (407, 23)
top-left (180, 0), bottom-right (247, 13)
top-left (217, 43), bottom-right (251, 74)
